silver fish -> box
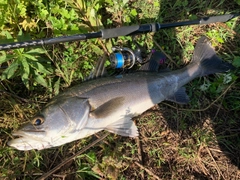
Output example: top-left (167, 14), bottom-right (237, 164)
top-left (8, 36), bottom-right (233, 150)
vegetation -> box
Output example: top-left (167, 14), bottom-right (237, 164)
top-left (0, 0), bottom-right (239, 179)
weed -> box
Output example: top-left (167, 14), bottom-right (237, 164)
top-left (0, 31), bottom-right (52, 89)
top-left (0, 0), bottom-right (240, 179)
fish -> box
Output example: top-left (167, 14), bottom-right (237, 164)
top-left (8, 36), bottom-right (234, 150)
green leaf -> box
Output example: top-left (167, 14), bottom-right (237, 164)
top-left (89, 8), bottom-right (96, 19)
top-left (1, 62), bottom-right (19, 80)
top-left (21, 58), bottom-right (30, 76)
top-left (0, 51), bottom-right (7, 64)
top-left (33, 71), bottom-right (48, 88)
top-left (5, 54), bottom-right (17, 61)
top-left (130, 9), bottom-right (137, 17)
top-left (17, 29), bottom-right (23, 37)
top-left (26, 48), bottom-right (46, 54)
top-left (16, 48), bottom-right (25, 54)
top-left (30, 61), bottom-right (51, 74)
top-left (53, 78), bottom-right (60, 95)
top-left (21, 58), bottom-right (30, 88)
top-left (90, 44), bottom-right (102, 55)
top-left (2, 31), bottom-right (13, 39)
top-left (216, 36), bottom-right (224, 43)
top-left (105, 0), bottom-right (114, 6)
top-left (21, 71), bottom-right (30, 88)
top-left (17, 3), bottom-right (27, 17)
top-left (235, 0), bottom-right (240, 5)
top-left (153, 1), bottom-right (160, 7)
top-left (86, 151), bottom-right (97, 163)
top-left (23, 53), bottom-right (38, 61)
top-left (61, 9), bottom-right (70, 19)
top-left (233, 56), bottom-right (240, 67)
top-left (39, 9), bottom-right (49, 19)
top-left (70, 24), bottom-right (79, 31)
top-left (123, 0), bottom-right (129, 5)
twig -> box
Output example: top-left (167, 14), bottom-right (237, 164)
top-left (135, 161), bottom-right (161, 180)
top-left (134, 120), bottom-right (143, 163)
top-left (94, 133), bottom-right (110, 146)
top-left (135, 121), bottom-right (144, 179)
top-left (206, 146), bottom-right (225, 180)
top-left (0, 90), bottom-right (28, 103)
top-left (34, 173), bottom-right (67, 179)
top-left (218, 22), bottom-right (240, 39)
top-left (197, 145), bottom-right (211, 177)
top-left (136, 137), bottom-right (143, 163)
top-left (50, 149), bottom-right (60, 169)
top-left (213, 91), bottom-right (226, 120)
top-left (37, 132), bottom-right (109, 180)
top-left (208, 147), bottom-right (224, 153)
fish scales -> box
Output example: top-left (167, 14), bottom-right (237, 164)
top-left (8, 36), bottom-right (234, 150)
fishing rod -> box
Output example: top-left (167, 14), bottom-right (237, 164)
top-left (0, 14), bottom-right (239, 69)
top-left (0, 14), bottom-right (238, 51)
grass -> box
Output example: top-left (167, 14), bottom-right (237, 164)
top-left (0, 0), bottom-right (240, 179)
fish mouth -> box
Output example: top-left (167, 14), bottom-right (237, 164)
top-left (8, 130), bottom-right (50, 151)
top-left (12, 130), bottom-right (45, 136)
top-left (11, 130), bottom-right (46, 139)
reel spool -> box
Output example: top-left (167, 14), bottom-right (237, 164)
top-left (109, 47), bottom-right (136, 69)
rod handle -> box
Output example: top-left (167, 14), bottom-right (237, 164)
top-left (200, 14), bottom-right (239, 24)
top-left (101, 23), bottom-right (160, 39)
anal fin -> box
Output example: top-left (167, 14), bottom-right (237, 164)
top-left (166, 87), bottom-right (189, 104)
top-left (105, 117), bottom-right (139, 137)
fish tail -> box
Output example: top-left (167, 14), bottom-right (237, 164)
top-left (192, 36), bottom-right (234, 76)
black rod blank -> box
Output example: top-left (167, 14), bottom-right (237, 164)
top-left (0, 14), bottom-right (238, 51)
top-left (0, 32), bottom-right (102, 51)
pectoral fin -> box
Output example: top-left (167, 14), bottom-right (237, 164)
top-left (105, 117), bottom-right (138, 137)
top-left (90, 97), bottom-right (125, 118)
top-left (166, 87), bottom-right (189, 104)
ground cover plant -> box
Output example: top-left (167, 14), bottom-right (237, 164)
top-left (0, 0), bottom-right (240, 179)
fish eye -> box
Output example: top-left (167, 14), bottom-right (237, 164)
top-left (32, 116), bottom-right (44, 126)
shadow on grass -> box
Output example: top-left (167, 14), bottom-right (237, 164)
top-left (153, 0), bottom-right (240, 171)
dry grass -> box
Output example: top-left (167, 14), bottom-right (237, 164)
top-left (0, 0), bottom-right (240, 179)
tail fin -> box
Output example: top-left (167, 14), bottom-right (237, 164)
top-left (192, 36), bottom-right (234, 76)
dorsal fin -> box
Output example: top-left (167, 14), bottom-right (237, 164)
top-left (140, 51), bottom-right (166, 72)
top-left (87, 54), bottom-right (107, 80)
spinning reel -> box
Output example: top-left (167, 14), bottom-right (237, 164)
top-left (109, 45), bottom-right (143, 69)
top-left (109, 43), bottom-right (166, 70)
